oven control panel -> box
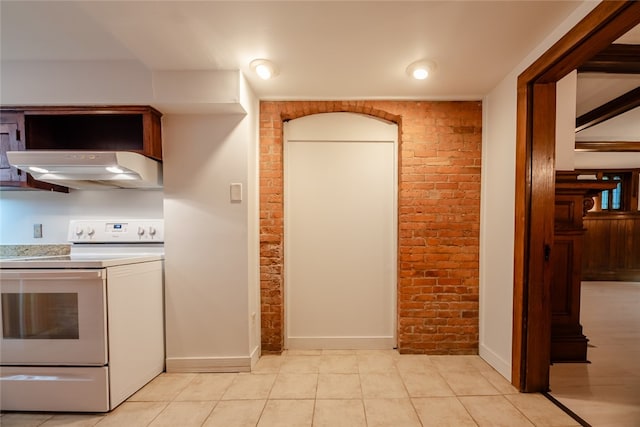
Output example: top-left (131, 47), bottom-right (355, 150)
top-left (68, 219), bottom-right (164, 243)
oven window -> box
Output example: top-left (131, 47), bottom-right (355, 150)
top-left (1, 293), bottom-right (79, 339)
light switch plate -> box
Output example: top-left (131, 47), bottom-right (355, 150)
top-left (230, 183), bottom-right (243, 202)
top-left (33, 223), bottom-right (43, 238)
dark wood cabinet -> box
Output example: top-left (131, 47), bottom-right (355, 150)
top-left (0, 105), bottom-right (162, 192)
top-left (0, 109), bottom-right (68, 192)
top-left (551, 173), bottom-right (616, 362)
top-left (583, 212), bottom-right (640, 282)
top-left (21, 106), bottom-right (163, 160)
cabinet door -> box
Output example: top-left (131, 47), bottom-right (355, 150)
top-left (0, 120), bottom-right (26, 183)
top-left (0, 111), bottom-right (68, 192)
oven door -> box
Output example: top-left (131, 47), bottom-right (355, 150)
top-left (0, 269), bottom-right (107, 365)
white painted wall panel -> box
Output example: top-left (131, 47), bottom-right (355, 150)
top-left (162, 112), bottom-right (255, 368)
top-left (556, 71), bottom-right (577, 171)
top-left (284, 113), bottom-right (397, 349)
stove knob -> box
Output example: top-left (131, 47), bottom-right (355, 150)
top-left (148, 226), bottom-right (157, 237)
top-left (137, 226), bottom-right (145, 236)
top-left (87, 227), bottom-right (95, 236)
top-left (75, 227), bottom-right (84, 236)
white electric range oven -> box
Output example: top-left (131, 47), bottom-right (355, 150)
top-left (0, 219), bottom-right (165, 412)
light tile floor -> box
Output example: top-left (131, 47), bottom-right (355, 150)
top-left (550, 281), bottom-right (640, 427)
top-left (1, 350), bottom-right (579, 427)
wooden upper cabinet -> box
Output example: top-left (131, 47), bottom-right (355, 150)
top-left (0, 109), bottom-right (68, 192)
top-left (0, 105), bottom-right (162, 192)
top-left (0, 112), bottom-right (24, 182)
top-left (21, 106), bottom-right (163, 160)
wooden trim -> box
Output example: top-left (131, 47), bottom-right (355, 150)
top-left (585, 211), bottom-right (640, 220)
top-left (0, 105), bottom-right (163, 117)
top-left (517, 2), bottom-right (639, 84)
top-left (513, 1), bottom-right (640, 392)
top-left (575, 141), bottom-right (640, 151)
top-left (527, 82), bottom-right (556, 390)
top-left (575, 87), bottom-right (640, 132)
top-left (537, 2), bottom-right (640, 83)
top-left (578, 44), bottom-right (640, 74)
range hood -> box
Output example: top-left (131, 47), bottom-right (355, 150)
top-left (7, 151), bottom-right (163, 190)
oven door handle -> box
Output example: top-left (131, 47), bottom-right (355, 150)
top-left (0, 270), bottom-right (104, 280)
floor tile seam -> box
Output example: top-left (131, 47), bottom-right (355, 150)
top-left (356, 365), bottom-right (401, 375)
top-left (457, 394), bottom-right (526, 427)
top-left (200, 399), bottom-right (220, 427)
top-left (172, 382), bottom-right (232, 402)
top-left (397, 371), bottom-right (454, 398)
top-left (361, 397), bottom-right (370, 427)
top-left (419, 368), bottom-right (458, 396)
top-left (358, 366), bottom-right (407, 399)
top-left (486, 393), bottom-right (543, 427)
top-left (310, 397), bottom-right (317, 427)
top-left (252, 398), bottom-right (269, 427)
top-left (404, 390), bottom-right (432, 427)
top-left (145, 401), bottom-right (173, 426)
top-left (451, 390), bottom-right (505, 398)
top-left (440, 371), bottom-right (503, 396)
top-left (32, 413), bottom-right (55, 427)
top-left (395, 362), bottom-right (416, 402)
top-left (409, 395), bottom-right (481, 427)
top-left (314, 397), bottom-right (364, 401)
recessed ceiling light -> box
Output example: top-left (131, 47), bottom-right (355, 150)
top-left (250, 59), bottom-right (278, 80)
top-left (406, 60), bottom-right (436, 80)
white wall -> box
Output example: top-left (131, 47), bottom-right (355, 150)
top-left (575, 107), bottom-right (640, 142)
top-left (0, 59), bottom-right (261, 370)
top-left (162, 76), bottom-right (259, 372)
top-left (0, 190), bottom-right (163, 244)
top-left (479, 1), bottom-right (600, 380)
top-left (480, 77), bottom-right (517, 378)
top-left (241, 75), bottom-right (262, 364)
top-left (556, 71), bottom-right (578, 171)
top-left (0, 60), bottom-right (153, 105)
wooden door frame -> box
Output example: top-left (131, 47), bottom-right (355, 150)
top-left (512, 1), bottom-right (640, 392)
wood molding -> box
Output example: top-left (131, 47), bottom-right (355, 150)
top-left (519, 2), bottom-right (640, 84)
top-left (575, 141), bottom-right (640, 151)
top-left (513, 1), bottom-right (640, 392)
top-left (582, 212), bottom-right (640, 282)
top-left (578, 44), bottom-right (640, 74)
top-left (575, 87), bottom-right (640, 132)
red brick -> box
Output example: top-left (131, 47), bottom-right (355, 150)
top-left (259, 101), bottom-right (481, 355)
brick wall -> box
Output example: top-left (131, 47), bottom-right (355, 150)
top-left (260, 100), bottom-right (481, 354)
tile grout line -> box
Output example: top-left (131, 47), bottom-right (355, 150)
top-left (432, 360), bottom-right (481, 427)
top-left (394, 358), bottom-right (426, 426)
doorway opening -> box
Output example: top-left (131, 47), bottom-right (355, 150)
top-left (512, 1), bottom-right (640, 392)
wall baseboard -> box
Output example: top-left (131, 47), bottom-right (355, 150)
top-left (479, 343), bottom-right (511, 381)
top-left (166, 356), bottom-right (251, 373)
top-left (250, 345), bottom-right (261, 369)
top-left (286, 336), bottom-right (395, 350)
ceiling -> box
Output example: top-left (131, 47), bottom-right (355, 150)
top-left (1, 0), bottom-right (586, 101)
top-left (575, 25), bottom-right (640, 143)
top-left (1, 1), bottom-right (638, 143)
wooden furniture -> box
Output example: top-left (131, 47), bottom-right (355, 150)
top-left (511, 2), bottom-right (640, 392)
top-left (0, 110), bottom-right (68, 192)
top-left (583, 212), bottom-right (640, 282)
top-left (551, 172), bottom-right (616, 362)
top-left (0, 106), bottom-right (162, 193)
